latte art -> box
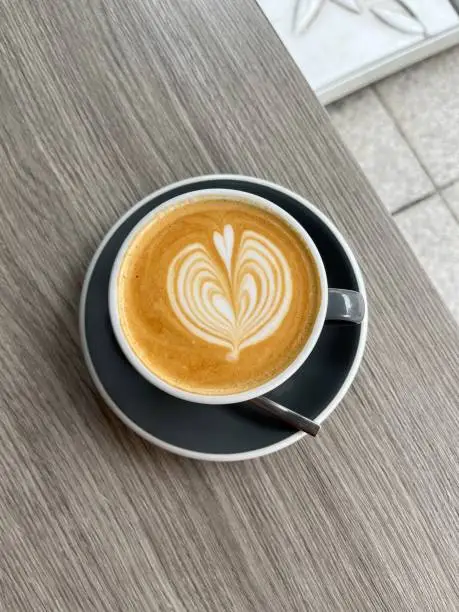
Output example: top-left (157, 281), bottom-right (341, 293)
top-left (116, 197), bottom-right (321, 395)
top-left (167, 225), bottom-right (292, 360)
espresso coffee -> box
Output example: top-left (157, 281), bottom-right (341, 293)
top-left (116, 197), bottom-right (321, 395)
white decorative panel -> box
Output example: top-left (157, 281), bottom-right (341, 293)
top-left (256, 0), bottom-right (459, 102)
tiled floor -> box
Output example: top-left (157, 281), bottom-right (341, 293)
top-left (328, 46), bottom-right (459, 323)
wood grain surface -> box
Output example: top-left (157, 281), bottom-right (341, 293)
top-left (0, 1), bottom-right (458, 610)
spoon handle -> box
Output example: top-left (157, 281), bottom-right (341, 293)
top-left (250, 397), bottom-right (320, 437)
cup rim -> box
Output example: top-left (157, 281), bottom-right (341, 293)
top-left (108, 188), bottom-right (329, 404)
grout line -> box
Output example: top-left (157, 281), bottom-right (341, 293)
top-left (393, 182), bottom-right (459, 228)
top-left (444, 205), bottom-right (459, 225)
top-left (372, 86), bottom-right (437, 185)
top-left (374, 86), bottom-right (459, 216)
top-left (437, 176), bottom-right (459, 191)
top-left (392, 191), bottom-right (438, 217)
top-left (442, 192), bottom-right (459, 226)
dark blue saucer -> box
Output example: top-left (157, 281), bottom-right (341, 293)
top-left (80, 176), bottom-right (367, 461)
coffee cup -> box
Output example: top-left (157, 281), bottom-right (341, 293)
top-left (108, 189), bottom-right (364, 404)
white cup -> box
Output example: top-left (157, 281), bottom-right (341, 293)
top-left (109, 189), bottom-right (360, 404)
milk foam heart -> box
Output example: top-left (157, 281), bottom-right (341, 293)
top-left (167, 224), bottom-right (292, 360)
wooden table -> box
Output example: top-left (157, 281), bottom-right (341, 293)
top-left (1, 1), bottom-right (458, 610)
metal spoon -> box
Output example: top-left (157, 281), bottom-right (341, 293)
top-left (250, 397), bottom-right (320, 436)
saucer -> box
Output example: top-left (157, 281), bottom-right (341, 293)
top-left (79, 175), bottom-right (368, 461)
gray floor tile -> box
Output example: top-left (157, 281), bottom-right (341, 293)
top-left (377, 46), bottom-right (459, 187)
top-left (395, 195), bottom-right (459, 322)
top-left (442, 180), bottom-right (459, 222)
top-left (328, 88), bottom-right (433, 214)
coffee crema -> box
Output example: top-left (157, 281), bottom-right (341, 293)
top-left (117, 198), bottom-right (321, 395)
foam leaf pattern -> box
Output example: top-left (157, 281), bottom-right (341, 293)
top-left (167, 225), bottom-right (292, 361)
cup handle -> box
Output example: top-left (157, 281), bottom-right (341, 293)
top-left (326, 289), bottom-right (365, 324)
